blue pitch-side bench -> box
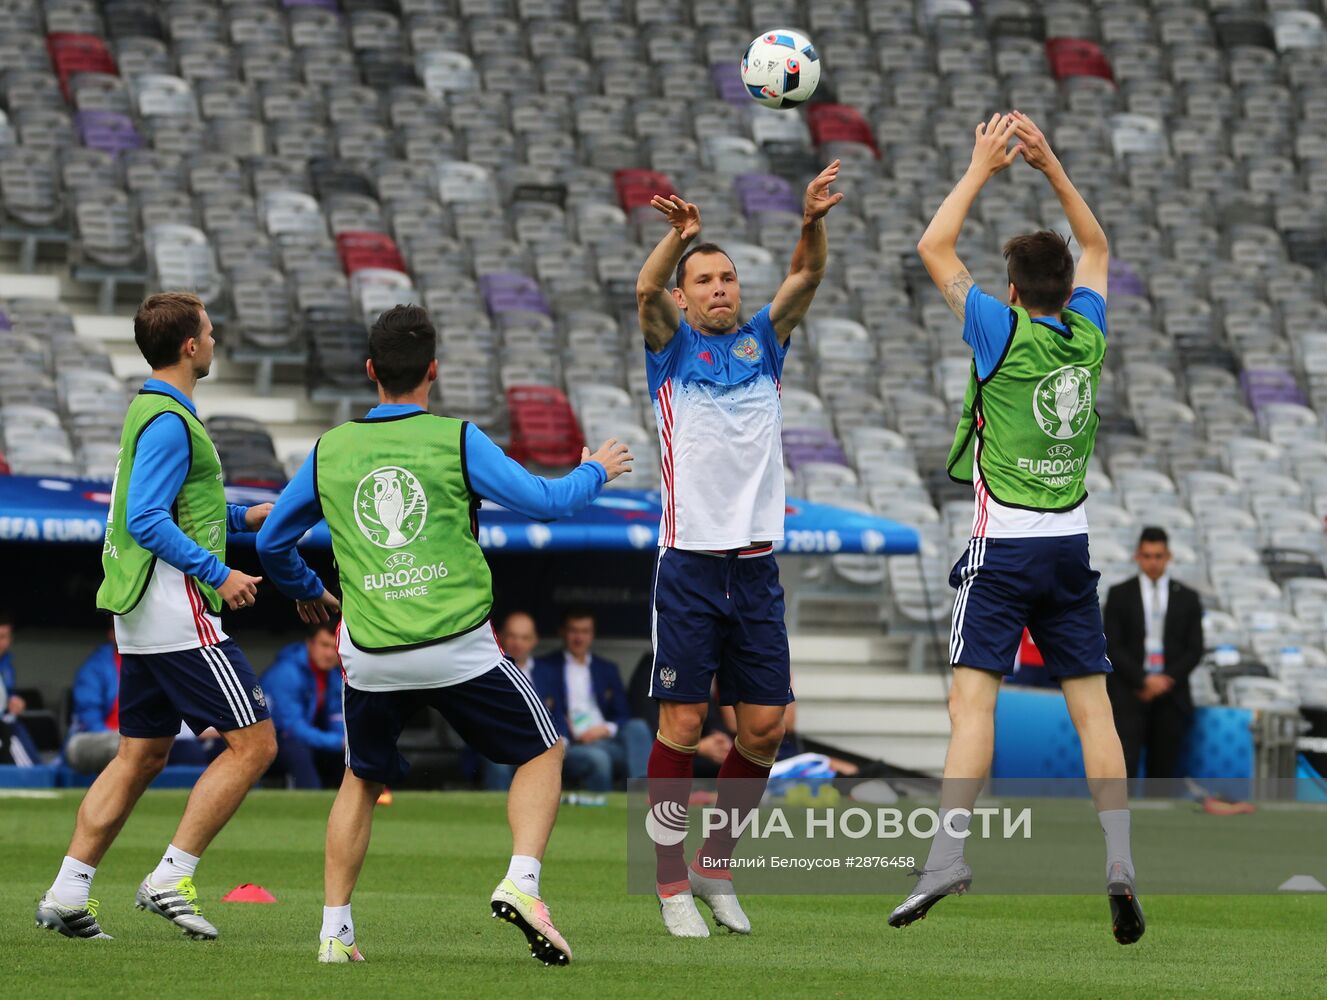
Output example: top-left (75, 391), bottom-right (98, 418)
top-left (0, 764), bottom-right (206, 789)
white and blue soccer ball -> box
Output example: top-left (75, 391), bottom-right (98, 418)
top-left (740, 28), bottom-right (822, 109)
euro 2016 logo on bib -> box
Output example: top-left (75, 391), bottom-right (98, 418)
top-left (1034, 365), bottom-right (1092, 440)
top-left (354, 466), bottom-right (427, 549)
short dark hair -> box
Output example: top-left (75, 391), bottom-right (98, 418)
top-left (1002, 230), bottom-right (1074, 315)
top-left (500, 610), bottom-right (535, 631)
top-left (675, 242), bottom-right (735, 288)
top-left (369, 305), bottom-right (436, 396)
top-left (560, 607), bottom-right (595, 627)
top-left (0, 609), bottom-right (12, 628)
top-left (1138, 526), bottom-right (1169, 547)
top-left (134, 292), bottom-right (205, 369)
top-left (305, 620), bottom-right (337, 639)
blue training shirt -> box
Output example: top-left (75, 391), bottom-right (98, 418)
top-left (127, 378), bottom-right (250, 589)
top-left (643, 304), bottom-right (790, 550)
top-left (963, 286), bottom-right (1107, 380)
top-left (257, 403), bottom-right (609, 601)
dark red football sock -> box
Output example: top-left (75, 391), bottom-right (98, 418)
top-left (692, 743), bottom-right (773, 879)
top-left (648, 738), bottom-right (695, 894)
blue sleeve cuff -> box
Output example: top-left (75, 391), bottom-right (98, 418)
top-left (227, 504), bottom-right (250, 534)
top-left (199, 558), bottom-right (231, 590)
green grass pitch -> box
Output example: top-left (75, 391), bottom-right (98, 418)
top-left (5, 791), bottom-right (1323, 999)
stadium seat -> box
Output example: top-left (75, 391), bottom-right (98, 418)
top-left (613, 168), bottom-right (675, 213)
top-left (805, 103), bottom-right (879, 157)
top-left (506, 385), bottom-right (585, 468)
top-left (1045, 37), bottom-right (1114, 83)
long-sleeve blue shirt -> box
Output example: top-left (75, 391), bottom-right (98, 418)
top-left (261, 641), bottom-right (344, 753)
top-left (69, 642), bottom-right (118, 736)
top-left (127, 379), bottom-right (251, 589)
top-left (257, 404), bottom-right (608, 600)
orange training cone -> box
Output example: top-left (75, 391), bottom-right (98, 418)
top-left (377, 788), bottom-right (394, 806)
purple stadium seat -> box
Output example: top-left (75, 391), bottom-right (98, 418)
top-left (710, 62), bottom-right (750, 106)
top-left (1107, 259), bottom-right (1145, 298)
top-left (782, 427), bottom-right (849, 469)
top-left (734, 173), bottom-right (801, 216)
top-left (74, 110), bottom-right (143, 156)
top-left (480, 272), bottom-right (550, 317)
top-left (1241, 369), bottom-right (1308, 411)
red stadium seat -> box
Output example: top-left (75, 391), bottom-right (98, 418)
top-left (805, 104), bottom-right (879, 157)
top-left (0, 450), bottom-right (9, 475)
top-left (613, 169), bottom-right (676, 213)
top-left (335, 231), bottom-right (407, 275)
top-left (47, 33), bottom-right (118, 99)
top-left (506, 385), bottom-right (586, 468)
top-left (1045, 38), bottom-right (1114, 84)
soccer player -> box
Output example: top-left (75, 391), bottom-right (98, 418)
top-left (636, 162), bottom-right (843, 936)
top-left (890, 113), bottom-right (1144, 944)
top-left (36, 292), bottom-right (276, 941)
top-left (255, 305), bottom-right (632, 965)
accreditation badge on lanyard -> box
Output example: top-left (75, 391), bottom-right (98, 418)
top-left (1145, 640), bottom-right (1165, 674)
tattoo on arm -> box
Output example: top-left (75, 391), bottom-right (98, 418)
top-left (942, 269), bottom-right (974, 322)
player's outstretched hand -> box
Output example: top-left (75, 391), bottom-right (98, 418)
top-left (243, 502), bottom-right (273, 531)
top-left (1011, 110), bottom-right (1059, 174)
top-left (649, 195), bottom-right (701, 241)
top-left (296, 589), bottom-right (341, 625)
top-left (969, 112), bottom-right (1023, 178)
top-left (804, 159), bottom-right (845, 221)
top-left (218, 568), bottom-right (262, 610)
top-left (584, 438), bottom-right (634, 482)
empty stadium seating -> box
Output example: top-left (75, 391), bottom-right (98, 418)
top-left (2, 0), bottom-right (1327, 718)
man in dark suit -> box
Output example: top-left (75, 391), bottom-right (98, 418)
top-left (1104, 527), bottom-right (1204, 788)
top-left (532, 609), bottom-right (652, 786)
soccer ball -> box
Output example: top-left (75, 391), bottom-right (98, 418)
top-left (740, 28), bottom-right (821, 109)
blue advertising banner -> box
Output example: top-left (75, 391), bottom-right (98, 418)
top-left (0, 475), bottom-right (919, 556)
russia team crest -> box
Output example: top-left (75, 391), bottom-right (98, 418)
top-left (731, 335), bottom-right (762, 363)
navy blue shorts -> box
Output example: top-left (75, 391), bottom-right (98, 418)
top-left (649, 548), bottom-right (793, 707)
top-left (343, 660), bottom-right (558, 785)
top-left (119, 638), bottom-right (271, 738)
top-left (948, 534), bottom-right (1112, 678)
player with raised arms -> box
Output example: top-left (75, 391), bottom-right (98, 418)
top-left (36, 292), bottom-right (276, 941)
top-left (892, 112), bottom-right (1144, 945)
top-left (256, 305), bottom-right (632, 965)
top-left (636, 162), bottom-right (842, 937)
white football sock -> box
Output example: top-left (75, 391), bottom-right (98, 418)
top-left (923, 808), bottom-right (972, 872)
top-left (506, 855), bottom-right (542, 899)
top-left (321, 904), bottom-right (355, 945)
top-left (51, 856), bottom-right (96, 908)
top-left (150, 843), bottom-right (200, 889)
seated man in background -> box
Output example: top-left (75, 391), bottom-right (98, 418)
top-left (262, 622), bottom-right (345, 790)
top-left (481, 611), bottom-right (540, 791)
top-left (1, 610), bottom-right (49, 766)
top-left (533, 609), bottom-right (652, 789)
top-left (485, 610), bottom-right (639, 793)
top-left (65, 626), bottom-right (222, 774)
